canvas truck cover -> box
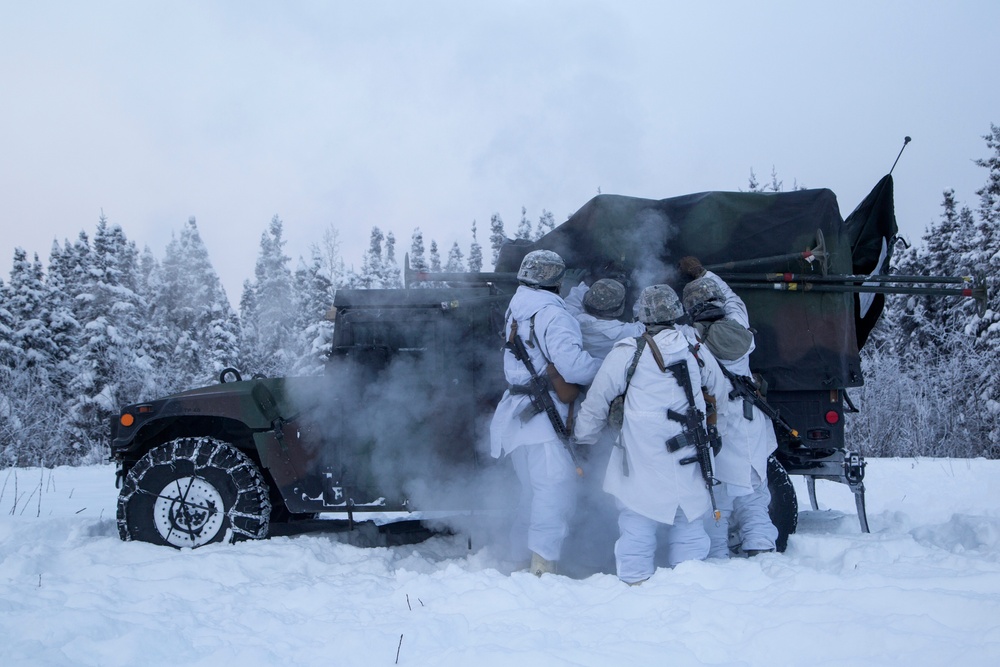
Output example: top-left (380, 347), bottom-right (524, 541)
top-left (496, 187), bottom-right (882, 393)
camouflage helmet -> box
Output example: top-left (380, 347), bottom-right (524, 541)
top-left (517, 250), bottom-right (566, 288)
top-left (635, 284), bottom-right (684, 325)
top-left (682, 276), bottom-right (725, 317)
top-left (583, 278), bottom-right (627, 318)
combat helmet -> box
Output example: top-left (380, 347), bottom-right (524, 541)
top-left (517, 250), bottom-right (566, 288)
top-left (583, 279), bottom-right (627, 318)
top-left (682, 277), bottom-right (725, 321)
top-left (635, 285), bottom-right (684, 325)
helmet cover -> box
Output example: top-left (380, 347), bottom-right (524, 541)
top-left (517, 250), bottom-right (566, 287)
top-left (636, 284), bottom-right (684, 324)
top-left (583, 279), bottom-right (627, 318)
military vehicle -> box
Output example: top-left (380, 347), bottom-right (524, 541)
top-left (111, 172), bottom-right (985, 551)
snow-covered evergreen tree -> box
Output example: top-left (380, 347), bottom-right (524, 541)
top-left (64, 215), bottom-right (152, 459)
top-left (240, 216), bottom-right (295, 377)
top-left (468, 220), bottom-right (483, 273)
top-left (291, 249), bottom-right (336, 375)
top-left (534, 209), bottom-right (556, 240)
top-left (383, 231), bottom-right (402, 288)
top-left (0, 278), bottom-right (18, 369)
top-left (410, 228), bottom-right (428, 271)
top-left (489, 213), bottom-right (507, 268)
top-left (348, 226), bottom-right (386, 289)
top-left (44, 240), bottom-right (83, 399)
top-left (152, 217), bottom-right (240, 390)
top-left (429, 240), bottom-right (442, 272)
top-left (445, 242), bottom-right (465, 272)
top-left (6, 249), bottom-right (55, 368)
top-left (516, 206), bottom-right (533, 240)
top-left (974, 123), bottom-right (1000, 226)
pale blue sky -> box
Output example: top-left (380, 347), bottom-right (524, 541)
top-left (2, 1), bottom-right (997, 300)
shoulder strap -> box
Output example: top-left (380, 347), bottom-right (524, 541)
top-left (687, 341), bottom-right (705, 368)
top-left (529, 314), bottom-right (540, 352)
top-left (641, 332), bottom-right (667, 372)
top-left (624, 335), bottom-right (646, 388)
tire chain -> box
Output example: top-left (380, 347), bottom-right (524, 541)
top-left (117, 437), bottom-right (272, 545)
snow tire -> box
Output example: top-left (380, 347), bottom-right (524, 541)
top-left (117, 437), bottom-right (271, 548)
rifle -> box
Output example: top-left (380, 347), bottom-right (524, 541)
top-left (505, 320), bottom-right (585, 477)
top-left (718, 364), bottom-right (800, 439)
top-left (653, 349), bottom-right (722, 522)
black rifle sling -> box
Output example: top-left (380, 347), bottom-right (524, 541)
top-left (507, 317), bottom-right (572, 439)
top-left (506, 315), bottom-right (585, 475)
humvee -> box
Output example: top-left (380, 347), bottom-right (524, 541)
top-left (111, 174), bottom-right (985, 550)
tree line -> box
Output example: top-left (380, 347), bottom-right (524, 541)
top-left (845, 125), bottom-right (1000, 458)
top-left (0, 205), bottom-right (553, 466)
top-left (1, 127), bottom-right (997, 468)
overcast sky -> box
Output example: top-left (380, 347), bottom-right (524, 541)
top-left (2, 1), bottom-right (997, 302)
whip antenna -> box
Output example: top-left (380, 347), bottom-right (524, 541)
top-left (889, 136), bottom-right (912, 175)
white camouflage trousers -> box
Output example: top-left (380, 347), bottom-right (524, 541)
top-left (508, 440), bottom-right (577, 563)
top-left (615, 505), bottom-right (710, 584)
top-left (704, 468), bottom-right (778, 556)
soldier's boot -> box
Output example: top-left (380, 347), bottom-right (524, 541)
top-left (530, 552), bottom-right (556, 577)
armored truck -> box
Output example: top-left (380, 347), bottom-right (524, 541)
top-left (110, 174), bottom-right (984, 550)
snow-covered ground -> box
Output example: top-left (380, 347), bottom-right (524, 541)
top-left (1, 458), bottom-right (998, 667)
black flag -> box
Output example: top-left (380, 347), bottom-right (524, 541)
top-left (844, 174), bottom-right (898, 349)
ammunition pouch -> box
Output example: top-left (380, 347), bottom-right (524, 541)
top-left (702, 390), bottom-right (718, 427)
top-left (753, 372), bottom-right (768, 397)
top-left (608, 394), bottom-right (625, 431)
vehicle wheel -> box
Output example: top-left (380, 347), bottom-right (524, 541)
top-left (117, 437), bottom-right (271, 548)
top-left (767, 455), bottom-right (798, 552)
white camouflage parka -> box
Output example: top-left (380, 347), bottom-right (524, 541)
top-left (575, 326), bottom-right (729, 524)
top-left (489, 285), bottom-right (601, 459)
top-left (695, 271), bottom-right (779, 494)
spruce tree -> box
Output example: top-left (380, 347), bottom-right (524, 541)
top-left (154, 217), bottom-right (240, 390)
top-left (429, 240), bottom-right (442, 272)
top-left (968, 126), bottom-right (1000, 448)
top-left (291, 249), bottom-right (336, 375)
top-left (445, 242), bottom-right (465, 272)
top-left (534, 209), bottom-right (556, 240)
top-left (241, 216), bottom-right (295, 376)
top-left (383, 231), bottom-right (402, 288)
top-left (0, 278), bottom-right (18, 369)
top-left (410, 228), bottom-right (428, 271)
top-left (516, 206), bottom-right (533, 240)
top-left (468, 220), bottom-right (483, 272)
top-left (489, 213), bottom-right (507, 268)
top-left (44, 240), bottom-right (82, 398)
top-left (974, 123), bottom-right (1000, 226)
top-left (6, 249), bottom-right (56, 368)
top-left (65, 215), bottom-right (151, 458)
top-left (353, 226), bottom-right (386, 289)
